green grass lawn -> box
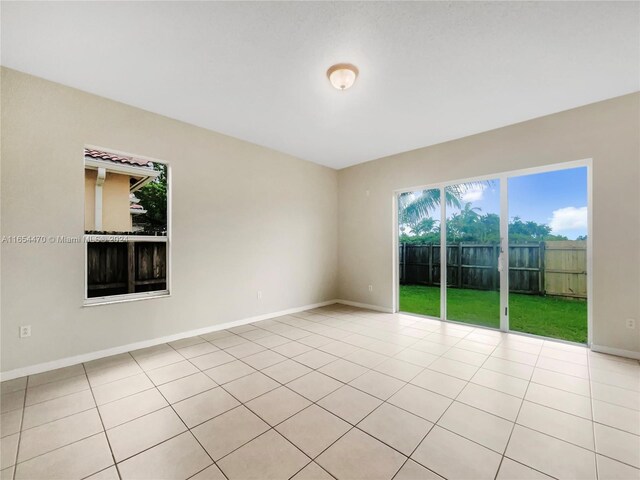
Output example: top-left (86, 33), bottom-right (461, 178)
top-left (400, 285), bottom-right (587, 343)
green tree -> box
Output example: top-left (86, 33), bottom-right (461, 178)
top-left (400, 209), bottom-right (569, 245)
top-left (412, 217), bottom-right (437, 236)
top-left (135, 163), bottom-right (168, 233)
top-left (447, 203), bottom-right (481, 241)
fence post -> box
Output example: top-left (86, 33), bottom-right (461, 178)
top-left (401, 243), bottom-right (406, 284)
top-left (428, 243), bottom-right (433, 285)
top-left (539, 241), bottom-right (545, 295)
top-left (127, 242), bottom-right (136, 293)
top-left (458, 243), bottom-right (463, 288)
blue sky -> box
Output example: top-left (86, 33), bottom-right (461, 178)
top-left (445, 167), bottom-right (587, 239)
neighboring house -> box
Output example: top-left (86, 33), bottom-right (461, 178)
top-left (129, 193), bottom-right (148, 232)
top-left (84, 148), bottom-right (159, 232)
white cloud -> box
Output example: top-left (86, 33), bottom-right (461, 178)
top-left (461, 185), bottom-right (486, 203)
top-left (549, 206), bottom-right (587, 232)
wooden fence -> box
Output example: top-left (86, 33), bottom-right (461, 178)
top-left (87, 241), bottom-right (167, 297)
top-left (399, 241), bottom-right (586, 298)
top-left (543, 241), bottom-right (587, 298)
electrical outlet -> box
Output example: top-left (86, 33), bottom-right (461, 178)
top-left (368, 285), bottom-right (373, 292)
top-left (626, 318), bottom-right (636, 329)
top-left (257, 290), bottom-right (262, 300)
top-left (20, 325), bottom-right (31, 338)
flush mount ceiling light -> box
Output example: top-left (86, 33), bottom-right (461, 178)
top-left (327, 63), bottom-right (359, 90)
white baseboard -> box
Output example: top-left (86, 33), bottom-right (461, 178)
top-left (9, 299), bottom-right (635, 380)
top-left (0, 299), bottom-right (339, 381)
top-left (590, 344), bottom-right (640, 361)
top-left (335, 299), bottom-right (394, 313)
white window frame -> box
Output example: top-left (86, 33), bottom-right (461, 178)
top-left (83, 146), bottom-right (172, 306)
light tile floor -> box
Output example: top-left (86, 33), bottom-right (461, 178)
top-left (1, 304), bottom-right (639, 480)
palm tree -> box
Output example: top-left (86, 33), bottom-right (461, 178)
top-left (459, 201), bottom-right (482, 218)
top-left (399, 181), bottom-right (491, 233)
top-left (447, 202), bottom-right (483, 241)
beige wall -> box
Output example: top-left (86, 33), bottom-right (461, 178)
top-left (1, 68), bottom-right (338, 372)
top-left (84, 170), bottom-right (132, 231)
top-left (2, 67), bottom-right (638, 374)
top-left (338, 93), bottom-right (640, 354)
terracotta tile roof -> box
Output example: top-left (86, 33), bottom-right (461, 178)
top-left (84, 148), bottom-right (152, 167)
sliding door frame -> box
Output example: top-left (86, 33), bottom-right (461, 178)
top-left (393, 158), bottom-right (592, 346)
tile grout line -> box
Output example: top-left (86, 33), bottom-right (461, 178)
top-left (163, 325), bottom-right (353, 475)
top-left (287, 460), bottom-right (337, 480)
top-left (162, 330), bottom-right (268, 480)
top-left (15, 371), bottom-right (86, 391)
top-left (10, 390), bottom-right (113, 477)
top-left (248, 309), bottom-right (637, 474)
top-left (394, 327), bottom-right (607, 476)
top-left (11, 374), bottom-right (29, 480)
top-left (403, 334), bottom-right (509, 479)
top-left (11, 377), bottom-right (124, 478)
top-left (588, 347), bottom-right (600, 480)
top-left (492, 346), bottom-right (538, 480)
top-left (82, 362), bottom-right (122, 480)
top-left (332, 323), bottom-right (498, 477)
top-left (191, 334), bottom-right (632, 476)
top-left (8, 376), bottom-right (90, 411)
top-left (205, 346), bottom-right (363, 469)
top-left (178, 315), bottom-right (434, 476)
top-left (127, 348), bottom-right (230, 480)
top-left (43, 332), bottom-right (317, 470)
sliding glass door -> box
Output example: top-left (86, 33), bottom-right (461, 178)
top-left (507, 167), bottom-right (588, 343)
top-left (398, 188), bottom-right (442, 318)
top-left (445, 180), bottom-right (501, 328)
top-left (398, 162), bottom-right (589, 344)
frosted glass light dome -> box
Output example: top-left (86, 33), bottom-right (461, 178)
top-left (327, 64), bottom-right (359, 90)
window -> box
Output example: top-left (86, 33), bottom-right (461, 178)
top-left (84, 147), bottom-right (169, 304)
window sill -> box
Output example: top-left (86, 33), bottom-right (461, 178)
top-left (83, 290), bottom-right (170, 307)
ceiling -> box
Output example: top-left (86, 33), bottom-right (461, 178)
top-left (2, 2), bottom-right (639, 169)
